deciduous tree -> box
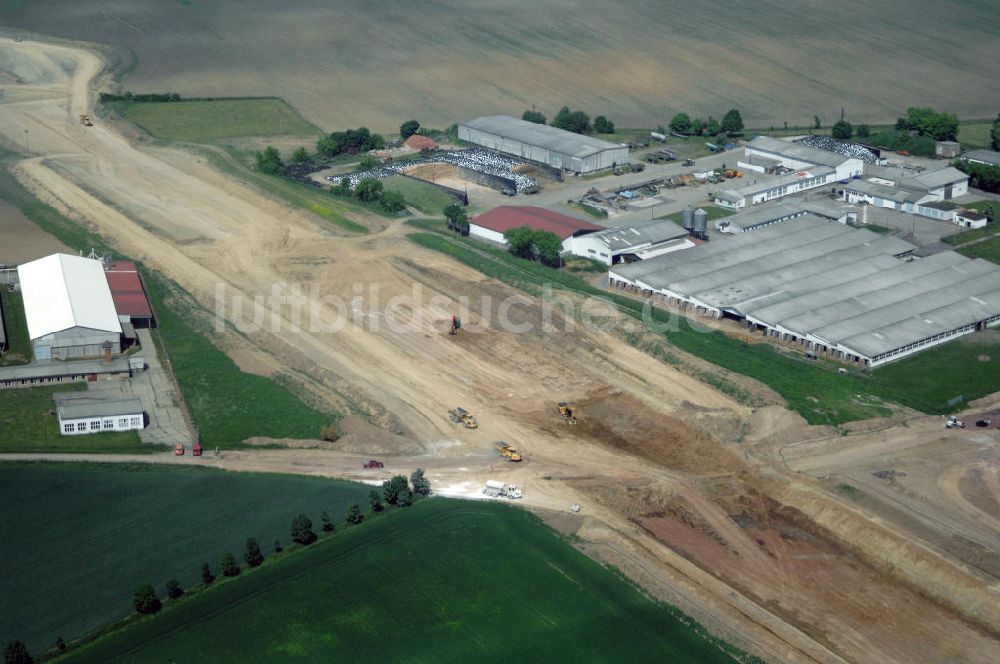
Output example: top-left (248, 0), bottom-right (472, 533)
top-left (255, 146), bottom-right (283, 175)
top-left (668, 113), bottom-right (692, 135)
top-left (410, 468), bottom-right (431, 496)
top-left (991, 112), bottom-right (1000, 151)
top-left (522, 110), bottom-right (546, 125)
top-left (132, 584), bottom-right (161, 614)
top-left (593, 115), bottom-right (615, 134)
top-left (354, 178), bottom-right (384, 203)
top-left (382, 475), bottom-right (412, 506)
top-left (369, 489), bottom-right (384, 512)
top-left (551, 106), bottom-right (592, 134)
top-left (321, 510), bottom-right (335, 532)
top-left (831, 120), bottom-right (853, 139)
top-left (379, 189), bottom-right (407, 213)
top-left (3, 641), bottom-right (32, 664)
top-left (201, 562), bottom-right (214, 585)
top-left (165, 578), bottom-right (183, 599)
top-left (444, 203), bottom-right (469, 235)
top-left (220, 552), bottom-right (240, 577)
top-left (244, 537), bottom-right (264, 567)
top-left (291, 514), bottom-right (317, 545)
top-left (721, 109), bottom-right (744, 136)
top-left (346, 503), bottom-right (364, 525)
top-left (400, 119), bottom-right (421, 140)
top-left (291, 146), bottom-right (310, 163)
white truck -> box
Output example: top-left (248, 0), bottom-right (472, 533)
top-left (483, 480), bottom-right (522, 500)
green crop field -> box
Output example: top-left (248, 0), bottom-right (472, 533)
top-left (0, 288), bottom-right (32, 366)
top-left (110, 98), bottom-right (322, 143)
top-left (143, 273), bottom-right (336, 446)
top-left (406, 222), bottom-right (1000, 422)
top-left (0, 384), bottom-right (150, 453)
top-left (382, 175), bottom-right (456, 215)
top-left (0, 462), bottom-right (372, 653)
top-left (62, 499), bottom-right (739, 663)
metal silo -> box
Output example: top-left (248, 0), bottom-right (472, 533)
top-left (693, 208), bottom-right (708, 236)
top-left (681, 207), bottom-right (695, 233)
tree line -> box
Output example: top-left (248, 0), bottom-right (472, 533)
top-left (3, 472), bottom-right (433, 663)
top-left (521, 107), bottom-right (615, 135)
top-left (668, 109), bottom-right (744, 138)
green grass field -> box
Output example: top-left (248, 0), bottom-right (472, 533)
top-left (382, 175), bottom-right (455, 215)
top-left (957, 121), bottom-right (995, 149)
top-left (0, 288), bottom-right (32, 365)
top-left (62, 499), bottom-right (739, 664)
top-left (143, 272), bottom-right (336, 446)
top-left (0, 463), bottom-right (373, 653)
top-left (0, 384), bottom-right (150, 453)
top-left (958, 237), bottom-right (1000, 264)
top-left (199, 146), bottom-right (369, 233)
top-left (406, 222), bottom-right (1000, 421)
top-left (111, 98), bottom-right (322, 143)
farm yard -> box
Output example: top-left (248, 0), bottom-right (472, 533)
top-left (0, 463), bottom-right (374, 653)
top-left (60, 499), bottom-right (740, 664)
top-left (3, 1), bottom-right (999, 132)
top-left (1, 13), bottom-right (1000, 664)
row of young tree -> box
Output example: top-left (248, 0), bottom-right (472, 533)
top-left (332, 177), bottom-right (407, 213)
top-left (3, 472), bottom-right (433, 663)
top-left (522, 107), bottom-right (615, 135)
top-left (668, 109), bottom-right (744, 138)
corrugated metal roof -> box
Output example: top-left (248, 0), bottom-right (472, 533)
top-left (17, 254), bottom-right (122, 340)
top-left (913, 166), bottom-right (968, 189)
top-left (590, 220), bottom-right (688, 252)
top-left (53, 392), bottom-right (143, 420)
top-left (461, 116), bottom-right (626, 159)
top-left (105, 261), bottom-right (152, 318)
top-left (747, 135), bottom-right (853, 169)
top-left (472, 206), bottom-right (602, 240)
top-left (610, 217), bottom-right (1000, 359)
top-left (963, 149), bottom-right (1000, 166)
top-left (0, 357), bottom-right (131, 381)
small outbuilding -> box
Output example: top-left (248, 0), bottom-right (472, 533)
top-left (53, 392), bottom-right (144, 436)
top-left (935, 141), bottom-right (961, 159)
top-left (955, 209), bottom-right (989, 229)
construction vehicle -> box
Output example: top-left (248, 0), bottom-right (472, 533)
top-left (174, 444), bottom-right (185, 456)
top-left (79, 114), bottom-right (93, 127)
top-left (557, 401), bottom-right (578, 424)
top-left (946, 415), bottom-right (966, 429)
top-left (724, 169), bottom-right (744, 179)
top-left (449, 315), bottom-right (461, 335)
top-left (363, 459), bottom-right (385, 469)
top-left (482, 480), bottom-right (522, 499)
top-left (976, 418), bottom-right (991, 428)
top-left (448, 407), bottom-right (479, 429)
top-left (682, 159), bottom-right (695, 167)
top-left (570, 504), bottom-right (581, 513)
top-left (496, 443), bottom-right (523, 462)
top-left (192, 443), bottom-right (203, 457)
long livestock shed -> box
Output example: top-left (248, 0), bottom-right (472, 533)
top-left (458, 116), bottom-right (629, 174)
top-left (609, 216), bottom-right (1000, 367)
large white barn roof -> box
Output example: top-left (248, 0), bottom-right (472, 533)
top-left (17, 254), bottom-right (122, 340)
top-left (461, 116), bottom-right (626, 159)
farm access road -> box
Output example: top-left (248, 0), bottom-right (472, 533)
top-left (2, 35), bottom-right (1000, 664)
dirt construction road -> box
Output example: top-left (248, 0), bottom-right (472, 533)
top-left (2, 36), bottom-right (1000, 663)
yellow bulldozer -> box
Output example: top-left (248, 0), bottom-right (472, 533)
top-left (448, 407), bottom-right (478, 429)
top-left (496, 443), bottom-right (523, 462)
top-left (557, 401), bottom-right (577, 424)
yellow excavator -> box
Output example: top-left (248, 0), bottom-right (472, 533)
top-left (557, 401), bottom-right (577, 424)
top-left (496, 443), bottom-right (523, 462)
top-left (448, 407), bottom-right (478, 429)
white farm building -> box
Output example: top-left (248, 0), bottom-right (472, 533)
top-left (715, 136), bottom-right (864, 210)
top-left (458, 116), bottom-right (629, 175)
top-left (17, 253), bottom-right (123, 361)
top-left (54, 392), bottom-right (144, 436)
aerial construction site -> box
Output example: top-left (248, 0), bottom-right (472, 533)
top-left (0, 15), bottom-right (999, 664)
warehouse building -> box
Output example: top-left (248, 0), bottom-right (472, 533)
top-left (609, 216), bottom-right (1000, 367)
top-left (715, 201), bottom-right (854, 234)
top-left (569, 219), bottom-right (693, 265)
top-left (470, 206), bottom-right (602, 252)
top-left (53, 392), bottom-right (144, 436)
top-left (458, 116), bottom-right (629, 175)
top-left (842, 167), bottom-right (968, 219)
top-left (714, 136), bottom-right (864, 210)
top-left (17, 253), bottom-right (122, 361)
